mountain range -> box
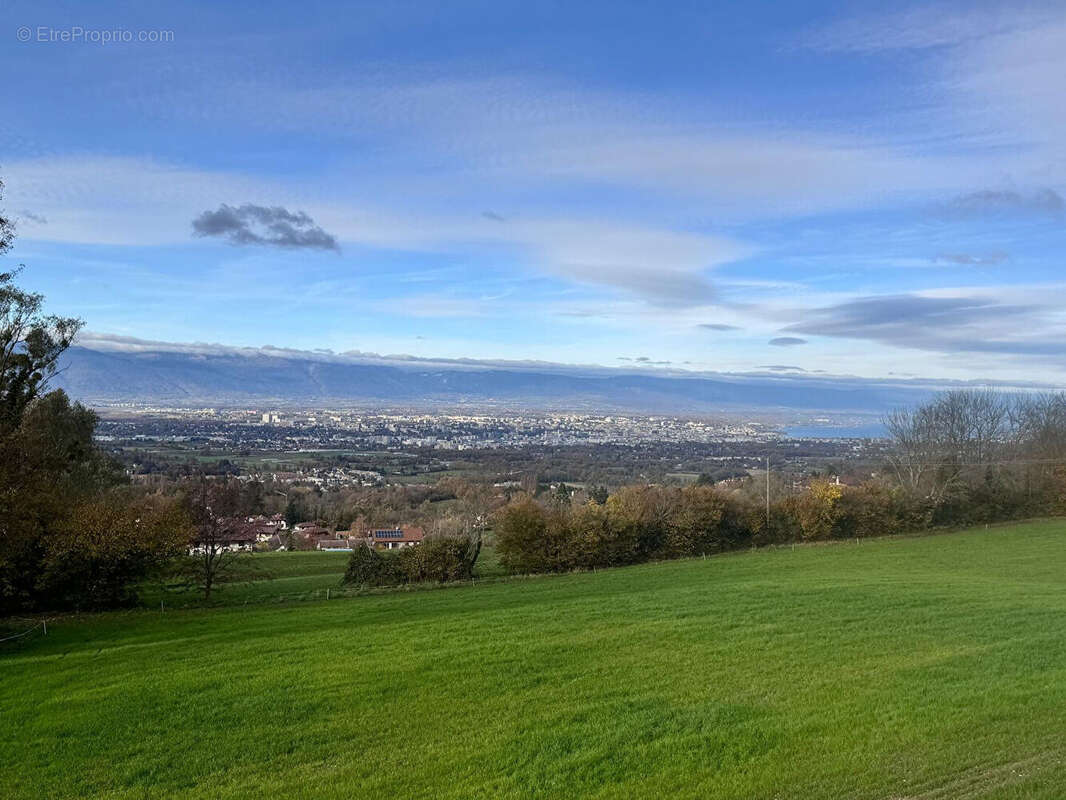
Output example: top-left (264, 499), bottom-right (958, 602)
top-left (48, 336), bottom-right (997, 419)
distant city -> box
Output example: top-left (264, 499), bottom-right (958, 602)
top-left (94, 405), bottom-right (887, 490)
top-left (100, 406), bottom-right (784, 448)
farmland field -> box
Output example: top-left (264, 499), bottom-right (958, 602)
top-left (4, 520), bottom-right (1066, 798)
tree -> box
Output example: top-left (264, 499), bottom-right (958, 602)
top-left (668, 485), bottom-right (730, 555)
top-left (408, 533), bottom-right (482, 582)
top-left (283, 497), bottom-right (302, 527)
top-left (0, 391), bottom-right (131, 609)
top-left (550, 482), bottom-right (572, 507)
top-left (587, 484), bottom-right (609, 505)
top-left (1010, 392), bottom-right (1066, 513)
top-left (604, 485), bottom-right (674, 559)
top-left (0, 268), bottom-right (83, 434)
top-left (180, 477), bottom-right (260, 600)
top-left (0, 181), bottom-right (13, 256)
top-left (0, 188), bottom-right (187, 611)
top-left (0, 192), bottom-right (128, 610)
top-left (569, 501), bottom-right (626, 568)
top-left (454, 479), bottom-right (500, 533)
top-left (884, 390), bottom-right (1010, 503)
top-left (0, 183), bottom-right (82, 433)
top-left (343, 542), bottom-right (386, 586)
top-left (791, 479), bottom-right (844, 541)
top-left (494, 496), bottom-right (574, 573)
top-left (520, 470), bottom-right (539, 496)
top-left (1012, 393), bottom-right (1066, 463)
top-left (39, 494), bottom-right (191, 610)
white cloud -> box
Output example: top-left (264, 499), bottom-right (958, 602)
top-left (801, 5), bottom-right (1066, 167)
top-left (798, 4), bottom-right (1057, 53)
top-left (2, 156), bottom-right (274, 245)
top-left (948, 18), bottom-right (1066, 143)
top-left (49, 66), bottom-right (1042, 220)
top-left (5, 152), bottom-right (754, 307)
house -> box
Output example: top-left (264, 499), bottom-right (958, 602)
top-left (367, 527), bottom-right (425, 550)
top-left (188, 522), bottom-right (258, 554)
top-left (296, 526), bottom-right (332, 539)
top-left (247, 521), bottom-right (281, 542)
top-left (245, 514), bottom-right (288, 539)
top-left (294, 523), bottom-right (331, 539)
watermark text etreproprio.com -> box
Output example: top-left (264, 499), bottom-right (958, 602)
top-left (16, 26), bottom-right (175, 44)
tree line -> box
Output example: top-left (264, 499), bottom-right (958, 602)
top-left (491, 391), bottom-right (1066, 575)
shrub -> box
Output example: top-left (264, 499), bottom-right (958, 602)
top-left (494, 496), bottom-right (572, 573)
top-left (36, 494), bottom-right (191, 610)
top-left (343, 534), bottom-right (480, 587)
top-left (343, 544), bottom-right (386, 585)
top-left (403, 535), bottom-right (479, 583)
top-left (1048, 468), bottom-right (1066, 515)
top-left (790, 479), bottom-right (844, 541)
top-left (666, 485), bottom-right (730, 557)
top-left (834, 483), bottom-right (901, 539)
top-left (604, 485), bottom-right (674, 560)
top-left (571, 501), bottom-right (636, 569)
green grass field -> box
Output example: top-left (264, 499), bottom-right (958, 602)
top-left (135, 545), bottom-right (507, 609)
top-left (137, 551), bottom-right (354, 608)
top-left (5, 520), bottom-right (1066, 799)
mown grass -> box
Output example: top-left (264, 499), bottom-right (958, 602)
top-left (137, 550), bottom-right (353, 608)
top-left (4, 520), bottom-right (1066, 799)
top-left (136, 544), bottom-right (507, 609)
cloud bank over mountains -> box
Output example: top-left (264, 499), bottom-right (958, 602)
top-left (61, 334), bottom-right (1060, 416)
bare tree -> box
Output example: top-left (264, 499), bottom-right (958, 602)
top-left (1012, 392), bottom-right (1066, 461)
top-left (184, 478), bottom-right (252, 600)
top-left (884, 389), bottom-right (1010, 502)
top-left (1011, 392), bottom-right (1066, 496)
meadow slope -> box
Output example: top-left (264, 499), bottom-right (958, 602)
top-left (4, 520), bottom-right (1066, 799)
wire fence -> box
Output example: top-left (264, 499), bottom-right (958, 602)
top-left (5, 511), bottom-right (1063, 631)
top-left (156, 576), bottom-right (500, 611)
top-left (0, 619), bottom-right (47, 644)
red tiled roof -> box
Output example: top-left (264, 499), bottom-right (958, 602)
top-left (369, 527), bottom-right (424, 543)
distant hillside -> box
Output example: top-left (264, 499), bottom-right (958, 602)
top-left (54, 342), bottom-right (940, 415)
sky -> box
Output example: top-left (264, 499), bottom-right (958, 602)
top-left (3, 0), bottom-right (1066, 384)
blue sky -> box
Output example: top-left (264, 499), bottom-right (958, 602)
top-left (3, 0), bottom-right (1066, 383)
